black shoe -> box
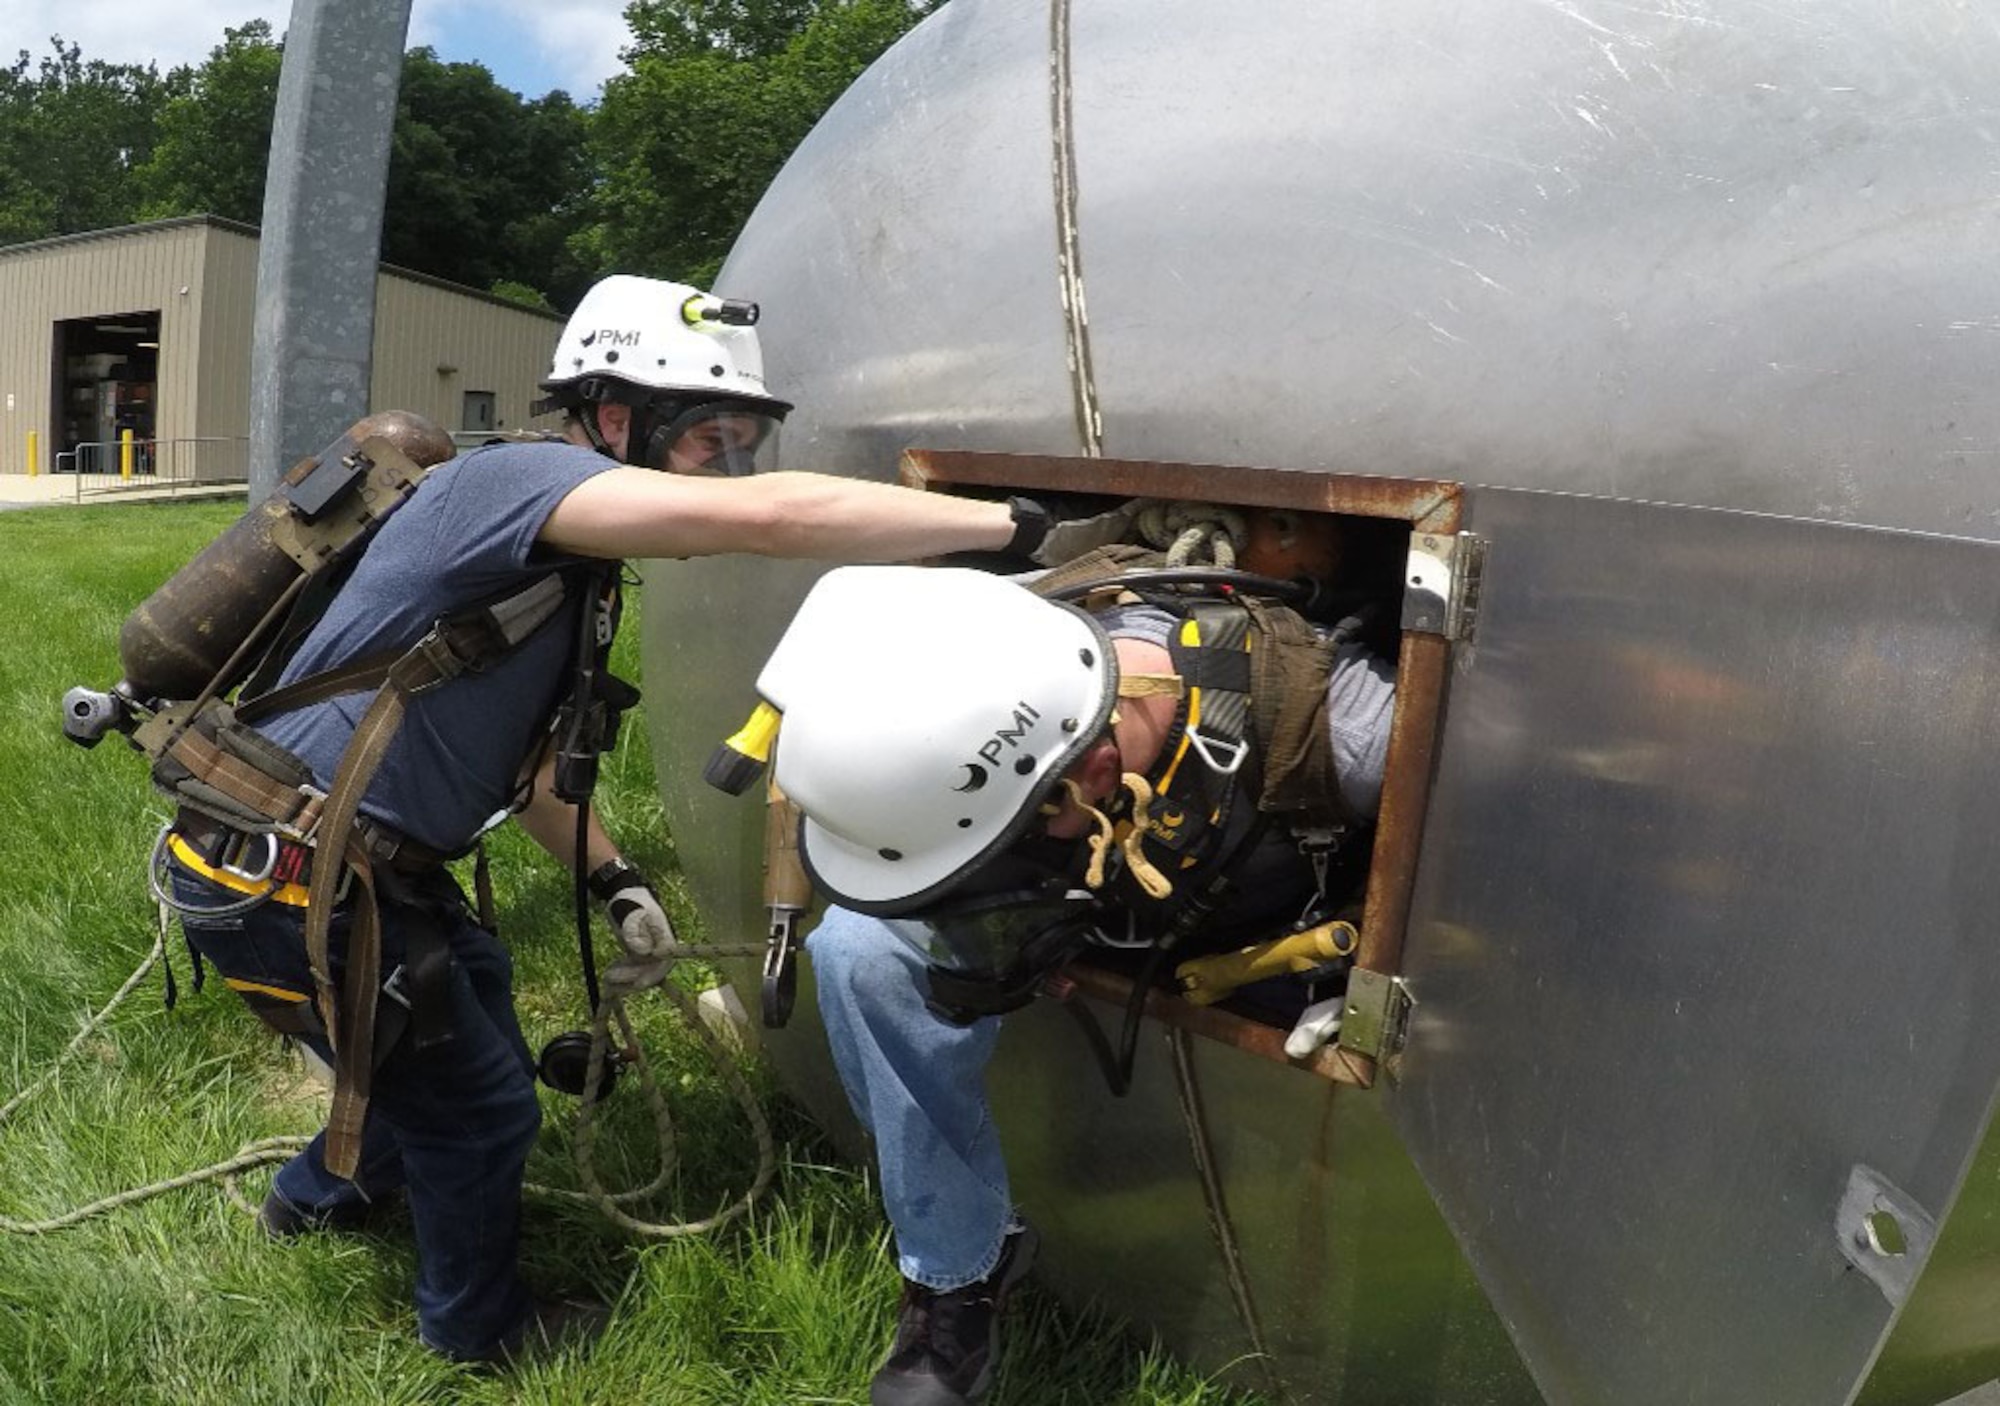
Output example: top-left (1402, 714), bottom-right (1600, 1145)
top-left (257, 1188), bottom-right (395, 1240)
top-left (871, 1225), bottom-right (1039, 1406)
top-left (499, 1293), bottom-right (614, 1366)
top-left (425, 1293), bottom-right (614, 1369)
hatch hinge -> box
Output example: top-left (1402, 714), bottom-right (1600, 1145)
top-left (1401, 531), bottom-right (1487, 642)
top-left (1337, 967), bottom-right (1414, 1072)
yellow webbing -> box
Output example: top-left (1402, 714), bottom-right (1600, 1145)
top-left (165, 833), bottom-right (311, 908)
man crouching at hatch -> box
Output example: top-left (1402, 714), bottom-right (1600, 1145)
top-left (159, 275), bottom-right (1054, 1366)
top-left (741, 560), bottom-right (1394, 1405)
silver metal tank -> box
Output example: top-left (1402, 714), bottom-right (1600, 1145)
top-left (642, 3), bottom-right (2000, 1402)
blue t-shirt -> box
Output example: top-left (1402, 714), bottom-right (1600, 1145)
top-left (256, 438), bottom-right (616, 851)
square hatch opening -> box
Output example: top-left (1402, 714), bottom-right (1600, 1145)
top-left (901, 449), bottom-right (1467, 1087)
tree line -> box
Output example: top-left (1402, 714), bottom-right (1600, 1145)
top-left (0, 0), bottom-right (940, 313)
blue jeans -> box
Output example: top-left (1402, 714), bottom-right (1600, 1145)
top-left (808, 906), bottom-right (1015, 1292)
top-left (170, 861), bottom-right (541, 1358)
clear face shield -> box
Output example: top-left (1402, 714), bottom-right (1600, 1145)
top-left (642, 402), bottom-right (785, 477)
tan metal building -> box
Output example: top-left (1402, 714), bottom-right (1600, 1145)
top-left (0, 215), bottom-right (565, 478)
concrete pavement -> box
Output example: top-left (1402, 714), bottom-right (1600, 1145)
top-left (0, 472), bottom-right (247, 510)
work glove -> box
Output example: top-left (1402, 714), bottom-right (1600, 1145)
top-left (1013, 497), bottom-right (1146, 568)
top-left (587, 858), bottom-right (676, 959)
top-left (602, 952), bottom-right (673, 997)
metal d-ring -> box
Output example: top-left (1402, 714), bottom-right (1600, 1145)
top-left (147, 825), bottom-right (278, 920)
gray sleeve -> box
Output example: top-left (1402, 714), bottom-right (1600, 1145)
top-left (1326, 643), bottom-right (1397, 820)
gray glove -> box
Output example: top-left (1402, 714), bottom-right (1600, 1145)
top-left (587, 859), bottom-right (676, 959)
top-left (603, 952), bottom-right (673, 996)
top-left (1028, 498), bottom-right (1145, 568)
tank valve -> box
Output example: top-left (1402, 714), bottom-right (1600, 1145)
top-left (61, 683), bottom-right (139, 749)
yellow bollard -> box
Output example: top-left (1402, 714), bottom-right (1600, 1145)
top-left (26, 430), bottom-right (37, 477)
top-left (120, 429), bottom-right (134, 480)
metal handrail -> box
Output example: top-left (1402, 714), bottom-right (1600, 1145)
top-left (60, 437), bottom-right (250, 501)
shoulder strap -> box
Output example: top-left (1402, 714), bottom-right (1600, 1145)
top-left (236, 573), bottom-right (570, 726)
top-left (1240, 597), bottom-right (1348, 824)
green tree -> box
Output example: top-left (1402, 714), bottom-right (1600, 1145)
top-left (582, 0), bottom-right (938, 286)
top-left (625, 0), bottom-right (822, 60)
top-left (136, 22), bottom-right (283, 225)
top-left (382, 48), bottom-right (596, 310)
top-left (0, 39), bottom-right (164, 244)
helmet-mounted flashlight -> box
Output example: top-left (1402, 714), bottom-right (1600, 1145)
top-left (682, 295), bottom-right (760, 328)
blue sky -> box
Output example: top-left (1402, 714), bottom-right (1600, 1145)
top-left (3, 0), bottom-right (634, 101)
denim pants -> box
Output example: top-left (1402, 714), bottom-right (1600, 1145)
top-left (170, 860), bottom-right (541, 1358)
top-left (808, 906), bottom-right (1015, 1292)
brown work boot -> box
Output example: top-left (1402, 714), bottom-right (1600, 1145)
top-left (870, 1225), bottom-right (1038, 1406)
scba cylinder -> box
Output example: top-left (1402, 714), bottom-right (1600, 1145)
top-left (117, 411), bottom-right (457, 703)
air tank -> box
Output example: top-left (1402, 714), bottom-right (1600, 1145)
top-left (117, 410), bottom-right (455, 702)
top-left (643, 4), bottom-right (2000, 1404)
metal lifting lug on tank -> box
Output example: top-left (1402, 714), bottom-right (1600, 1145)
top-left (634, 4), bottom-right (2000, 1406)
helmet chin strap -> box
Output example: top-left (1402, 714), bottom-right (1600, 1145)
top-left (580, 395), bottom-right (677, 468)
top-left (625, 399), bottom-right (676, 469)
top-left (1059, 776), bottom-right (1174, 899)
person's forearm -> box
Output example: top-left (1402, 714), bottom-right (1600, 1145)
top-left (514, 754), bottom-right (621, 875)
top-left (733, 473), bottom-right (1017, 561)
top-left (538, 466), bottom-right (1019, 562)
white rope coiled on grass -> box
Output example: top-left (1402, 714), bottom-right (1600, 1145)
top-left (0, 903), bottom-right (776, 1239)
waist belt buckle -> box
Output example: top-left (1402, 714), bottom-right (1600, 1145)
top-left (406, 626), bottom-right (475, 693)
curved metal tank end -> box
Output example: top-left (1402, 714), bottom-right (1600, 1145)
top-left (644, 2), bottom-right (2000, 1403)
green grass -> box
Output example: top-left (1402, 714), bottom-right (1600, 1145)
top-left (0, 502), bottom-right (1260, 1405)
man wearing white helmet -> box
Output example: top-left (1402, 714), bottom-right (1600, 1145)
top-left (746, 556), bottom-right (1395, 1406)
top-left (165, 275), bottom-right (1049, 1367)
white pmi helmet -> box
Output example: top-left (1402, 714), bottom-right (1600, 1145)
top-left (758, 566), bottom-right (1118, 914)
top-left (540, 273), bottom-right (792, 414)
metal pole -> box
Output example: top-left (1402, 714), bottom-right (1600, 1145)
top-left (247, 0), bottom-right (415, 500)
top-left (25, 431), bottom-right (36, 477)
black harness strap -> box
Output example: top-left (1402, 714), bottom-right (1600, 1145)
top-left (1132, 600), bottom-right (1255, 888)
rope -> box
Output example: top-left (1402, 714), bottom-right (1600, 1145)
top-left (546, 954), bottom-right (776, 1238)
top-left (0, 904), bottom-right (778, 1239)
top-left (534, 945), bottom-right (777, 1239)
top-left (0, 904), bottom-right (307, 1234)
top-left (1134, 501), bottom-right (1248, 569)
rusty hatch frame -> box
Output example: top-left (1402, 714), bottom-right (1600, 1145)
top-left (899, 448), bottom-right (1462, 1088)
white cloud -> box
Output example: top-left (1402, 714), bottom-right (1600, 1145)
top-left (0, 0), bottom-right (293, 75)
top-left (412, 0), bottom-right (631, 97)
top-left (0, 0), bottom-right (631, 98)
